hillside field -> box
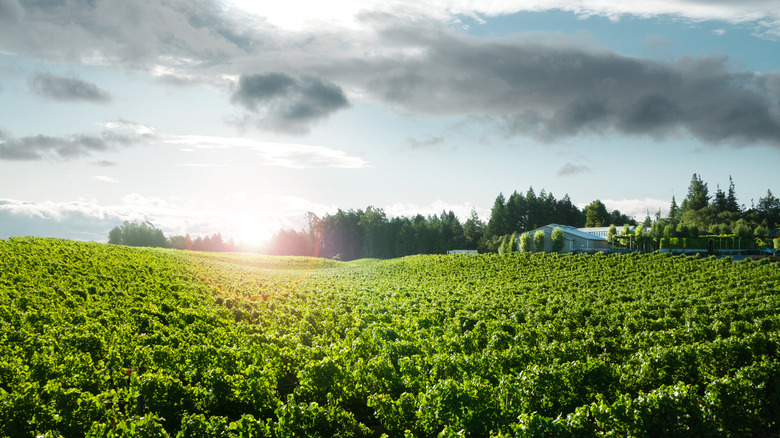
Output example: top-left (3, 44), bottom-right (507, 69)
top-left (1, 237), bottom-right (779, 437)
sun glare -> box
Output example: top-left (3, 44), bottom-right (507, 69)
top-left (230, 223), bottom-right (274, 249)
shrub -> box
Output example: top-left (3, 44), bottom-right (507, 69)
top-left (551, 227), bottom-right (564, 253)
top-left (519, 232), bottom-right (531, 253)
top-left (534, 230), bottom-right (545, 253)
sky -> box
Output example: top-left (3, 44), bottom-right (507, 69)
top-left (1, 0), bottom-right (779, 246)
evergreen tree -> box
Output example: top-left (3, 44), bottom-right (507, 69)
top-left (557, 194), bottom-right (585, 227)
top-left (757, 189), bottom-right (780, 214)
top-left (668, 196), bottom-right (680, 224)
top-left (681, 173), bottom-right (710, 212)
top-left (525, 187), bottom-right (541, 230)
top-left (506, 191), bottom-right (525, 232)
top-left (726, 176), bottom-right (740, 213)
top-left (642, 210), bottom-right (652, 228)
top-left (537, 189), bottom-right (552, 227)
top-left (486, 193), bottom-right (510, 238)
top-left (712, 184), bottom-right (728, 213)
top-left (463, 208), bottom-right (484, 250)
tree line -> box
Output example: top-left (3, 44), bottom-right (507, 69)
top-left (628, 174), bottom-right (780, 252)
top-left (108, 221), bottom-right (237, 252)
top-left (266, 188), bottom-right (635, 259)
top-left (108, 175), bottom-right (778, 258)
top-left (268, 176), bottom-right (778, 259)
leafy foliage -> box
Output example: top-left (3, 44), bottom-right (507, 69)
top-left (551, 227), bottom-right (564, 253)
top-left (108, 221), bottom-right (168, 248)
top-left (2, 237), bottom-right (780, 437)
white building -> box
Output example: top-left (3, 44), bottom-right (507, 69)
top-left (520, 224), bottom-right (610, 253)
top-left (578, 225), bottom-right (636, 238)
top-left (447, 250), bottom-right (478, 255)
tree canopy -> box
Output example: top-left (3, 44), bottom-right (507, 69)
top-left (108, 221), bottom-right (167, 248)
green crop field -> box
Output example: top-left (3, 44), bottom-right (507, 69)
top-left (1, 237), bottom-right (779, 437)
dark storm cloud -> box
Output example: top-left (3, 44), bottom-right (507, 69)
top-left (358, 21), bottom-right (780, 147)
top-left (0, 0), bottom-right (24, 24)
top-left (3, 0), bottom-right (780, 146)
top-left (231, 73), bottom-right (297, 109)
top-left (29, 72), bottom-right (111, 102)
top-left (230, 73), bottom-right (350, 134)
top-left (0, 125), bottom-right (152, 161)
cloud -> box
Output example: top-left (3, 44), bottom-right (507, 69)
top-left (163, 134), bottom-right (368, 168)
top-left (94, 160), bottom-right (118, 167)
top-left (406, 136), bottom-right (445, 150)
top-left (0, 120), bottom-right (154, 161)
top-left (383, 199), bottom-right (489, 223)
top-left (230, 1), bottom-right (780, 37)
top-left (0, 0), bottom-right (24, 24)
top-left (4, 0), bottom-right (780, 71)
top-left (0, 194), bottom-right (336, 245)
top-left (29, 72), bottom-right (111, 103)
top-left (230, 73), bottom-right (350, 134)
top-left (359, 24), bottom-right (780, 147)
top-left (0, 0), bottom-right (265, 69)
top-left (0, 132), bottom-right (109, 160)
top-left (99, 120), bottom-right (155, 136)
top-left (0, 197), bottom-right (133, 242)
top-left (578, 197), bottom-right (669, 220)
top-left (557, 162), bottom-right (592, 176)
top-left (93, 175), bottom-right (119, 183)
top-left (3, 0), bottom-right (780, 146)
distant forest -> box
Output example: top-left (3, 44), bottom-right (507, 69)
top-left (108, 221), bottom-right (237, 252)
top-left (267, 175), bottom-right (778, 260)
top-left (267, 189), bottom-right (632, 260)
top-left (107, 174), bottom-right (779, 260)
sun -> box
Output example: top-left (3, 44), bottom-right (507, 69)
top-left (229, 223), bottom-right (275, 250)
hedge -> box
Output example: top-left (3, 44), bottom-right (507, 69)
top-left (660, 237), bottom-right (754, 250)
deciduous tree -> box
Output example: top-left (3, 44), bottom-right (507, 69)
top-left (585, 200), bottom-right (610, 227)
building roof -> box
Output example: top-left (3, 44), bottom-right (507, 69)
top-left (579, 226), bottom-right (635, 233)
top-left (528, 224), bottom-right (607, 241)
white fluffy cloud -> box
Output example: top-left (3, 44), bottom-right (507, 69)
top-left (164, 135), bottom-right (368, 168)
top-left (383, 199), bottom-right (488, 223)
top-left (577, 198), bottom-right (670, 221)
top-left (0, 194), bottom-right (337, 245)
top-left (229, 0), bottom-right (780, 36)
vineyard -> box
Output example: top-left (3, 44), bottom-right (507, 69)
top-left (1, 237), bottom-right (779, 437)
